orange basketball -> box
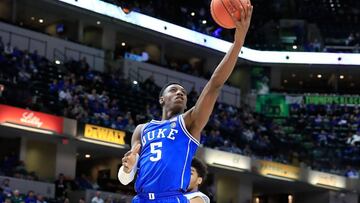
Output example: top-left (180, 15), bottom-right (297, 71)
top-left (210, 0), bottom-right (246, 29)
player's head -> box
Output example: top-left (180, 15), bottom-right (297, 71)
top-left (159, 82), bottom-right (187, 113)
top-left (188, 157), bottom-right (208, 192)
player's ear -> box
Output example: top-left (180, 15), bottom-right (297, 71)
top-left (159, 96), bottom-right (164, 106)
top-left (197, 177), bottom-right (203, 185)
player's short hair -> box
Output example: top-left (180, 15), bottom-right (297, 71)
top-left (192, 157), bottom-right (208, 180)
top-left (159, 82), bottom-right (184, 98)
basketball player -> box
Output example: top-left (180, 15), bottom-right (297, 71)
top-left (185, 158), bottom-right (210, 203)
top-left (118, 1), bottom-right (253, 202)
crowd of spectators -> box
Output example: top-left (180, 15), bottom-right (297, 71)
top-left (0, 152), bottom-right (53, 203)
top-left (0, 178), bottom-right (49, 203)
top-left (1, 41), bottom-right (360, 202)
top-left (0, 155), bottom-right (39, 182)
top-left (53, 173), bottom-right (132, 203)
top-left (0, 154), bottom-right (132, 203)
top-left (283, 103), bottom-right (360, 177)
top-left (2, 44), bottom-right (360, 178)
top-left (0, 177), bottom-right (129, 203)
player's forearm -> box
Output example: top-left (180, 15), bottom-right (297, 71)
top-left (208, 40), bottom-right (243, 89)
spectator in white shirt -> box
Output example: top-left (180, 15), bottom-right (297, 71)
top-left (91, 191), bottom-right (104, 203)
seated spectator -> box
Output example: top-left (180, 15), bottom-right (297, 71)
top-left (54, 173), bottom-right (69, 200)
top-left (1, 154), bottom-right (18, 176)
top-left (124, 118), bottom-right (136, 133)
top-left (104, 196), bottom-right (114, 203)
top-left (345, 166), bottom-right (359, 179)
top-left (91, 191), bottom-right (104, 203)
top-left (27, 172), bottom-right (39, 181)
top-left (317, 130), bottom-right (328, 146)
top-left (31, 50), bottom-right (40, 65)
top-left (1, 179), bottom-right (12, 198)
top-left (11, 189), bottom-right (24, 203)
top-left (36, 195), bottom-right (47, 203)
top-left (49, 79), bottom-right (59, 94)
top-left (79, 197), bottom-right (85, 203)
top-left (347, 131), bottom-right (360, 146)
top-left (111, 116), bottom-right (127, 130)
top-left (14, 161), bottom-right (28, 178)
top-left (25, 191), bottom-right (36, 203)
top-left (4, 43), bottom-right (13, 55)
top-left (346, 33), bottom-right (355, 46)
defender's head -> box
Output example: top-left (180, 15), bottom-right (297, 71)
top-left (159, 82), bottom-right (187, 113)
top-left (188, 157), bottom-right (208, 191)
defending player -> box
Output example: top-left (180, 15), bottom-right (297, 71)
top-left (185, 158), bottom-right (210, 203)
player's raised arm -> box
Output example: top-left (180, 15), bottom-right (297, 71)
top-left (118, 124), bottom-right (143, 185)
top-left (184, 0), bottom-right (253, 139)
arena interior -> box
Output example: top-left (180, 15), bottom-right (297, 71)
top-left (0, 0), bottom-right (360, 202)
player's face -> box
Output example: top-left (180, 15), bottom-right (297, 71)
top-left (188, 167), bottom-right (202, 191)
top-left (160, 84), bottom-right (187, 111)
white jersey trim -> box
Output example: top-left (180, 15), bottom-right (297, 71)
top-left (149, 120), bottom-right (166, 124)
top-left (179, 114), bottom-right (200, 146)
top-left (181, 139), bottom-right (191, 189)
top-left (184, 191), bottom-right (210, 203)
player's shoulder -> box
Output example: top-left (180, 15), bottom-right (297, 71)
top-left (136, 123), bottom-right (146, 128)
top-left (133, 123), bottom-right (145, 132)
top-left (184, 191), bottom-right (210, 203)
top-left (135, 123), bottom-right (150, 133)
top-left (131, 123), bottom-right (148, 138)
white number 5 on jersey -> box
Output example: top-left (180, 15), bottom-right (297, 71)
top-left (150, 142), bottom-right (162, 162)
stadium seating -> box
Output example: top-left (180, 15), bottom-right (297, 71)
top-left (100, 0), bottom-right (360, 52)
top-left (1, 46), bottom-right (359, 178)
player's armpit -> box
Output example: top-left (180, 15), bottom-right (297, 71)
top-left (189, 197), bottom-right (206, 203)
top-left (183, 84), bottom-right (220, 140)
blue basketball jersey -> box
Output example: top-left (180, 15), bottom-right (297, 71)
top-left (135, 114), bottom-right (199, 193)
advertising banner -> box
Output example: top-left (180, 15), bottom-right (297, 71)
top-left (78, 124), bottom-right (126, 145)
top-left (305, 95), bottom-right (360, 105)
top-left (254, 160), bottom-right (300, 181)
top-left (256, 94), bottom-right (289, 117)
top-left (0, 104), bottom-right (64, 134)
top-left (307, 170), bottom-right (346, 189)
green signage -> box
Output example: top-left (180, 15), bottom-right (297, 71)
top-left (305, 96), bottom-right (360, 105)
top-left (256, 95), bottom-right (289, 117)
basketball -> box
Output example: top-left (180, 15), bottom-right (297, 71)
top-left (210, 0), bottom-right (245, 29)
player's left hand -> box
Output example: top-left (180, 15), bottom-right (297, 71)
top-left (122, 143), bottom-right (141, 173)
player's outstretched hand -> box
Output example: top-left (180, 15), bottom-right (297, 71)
top-left (230, 0), bottom-right (253, 44)
top-left (122, 143), bottom-right (141, 173)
